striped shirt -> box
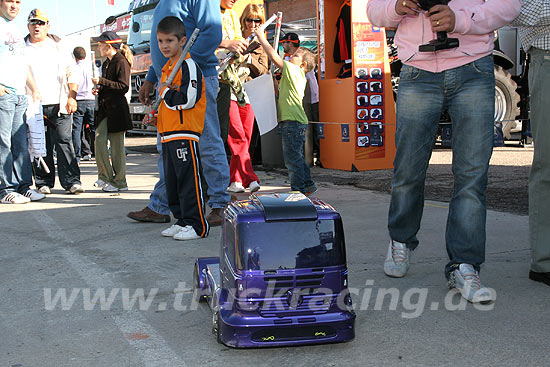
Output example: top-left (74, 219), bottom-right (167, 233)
top-left (511, 0), bottom-right (550, 51)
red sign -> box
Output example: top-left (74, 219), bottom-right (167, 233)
top-left (100, 14), bottom-right (131, 33)
top-left (132, 53), bottom-right (152, 74)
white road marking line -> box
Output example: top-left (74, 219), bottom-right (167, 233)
top-left (32, 210), bottom-right (186, 367)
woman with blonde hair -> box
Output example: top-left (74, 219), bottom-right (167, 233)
top-left (226, 4), bottom-right (269, 193)
top-left (91, 31), bottom-right (133, 192)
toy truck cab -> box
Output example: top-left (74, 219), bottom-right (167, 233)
top-left (194, 193), bottom-right (355, 348)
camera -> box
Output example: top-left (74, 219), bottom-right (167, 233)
top-left (417, 0), bottom-right (459, 52)
top-left (417, 0), bottom-right (443, 10)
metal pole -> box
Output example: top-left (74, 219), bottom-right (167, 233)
top-left (271, 12), bottom-right (283, 73)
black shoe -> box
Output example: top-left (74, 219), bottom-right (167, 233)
top-left (529, 271), bottom-right (550, 286)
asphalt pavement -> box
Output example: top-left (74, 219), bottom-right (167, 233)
top-left (1, 146), bottom-right (548, 367)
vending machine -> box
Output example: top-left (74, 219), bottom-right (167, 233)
top-left (317, 0), bottom-right (396, 171)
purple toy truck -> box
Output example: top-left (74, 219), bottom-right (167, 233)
top-left (193, 193), bottom-right (355, 348)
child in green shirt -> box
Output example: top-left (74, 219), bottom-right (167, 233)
top-left (255, 31), bottom-right (317, 195)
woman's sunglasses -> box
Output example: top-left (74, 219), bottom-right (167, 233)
top-left (245, 18), bottom-right (262, 24)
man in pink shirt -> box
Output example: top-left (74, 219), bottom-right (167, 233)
top-left (367, 0), bottom-right (521, 303)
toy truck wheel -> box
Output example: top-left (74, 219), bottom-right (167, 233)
top-left (192, 263), bottom-right (206, 303)
top-left (212, 310), bottom-right (222, 344)
top-left (494, 65), bottom-right (520, 139)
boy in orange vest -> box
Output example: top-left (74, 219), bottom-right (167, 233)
top-left (144, 16), bottom-right (208, 241)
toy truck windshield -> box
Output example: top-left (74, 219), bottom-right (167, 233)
top-left (236, 219), bottom-right (345, 271)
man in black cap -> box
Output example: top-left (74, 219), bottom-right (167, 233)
top-left (281, 32), bottom-right (300, 60)
top-left (25, 8), bottom-right (83, 195)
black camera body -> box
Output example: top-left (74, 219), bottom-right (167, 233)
top-left (417, 0), bottom-right (459, 52)
top-left (418, 0), bottom-right (447, 11)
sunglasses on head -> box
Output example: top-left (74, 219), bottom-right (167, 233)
top-left (29, 20), bottom-right (47, 26)
top-left (245, 18), bottom-right (262, 24)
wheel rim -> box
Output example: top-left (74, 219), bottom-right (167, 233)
top-left (494, 84), bottom-right (507, 122)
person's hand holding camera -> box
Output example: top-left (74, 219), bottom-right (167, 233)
top-left (395, 0), bottom-right (421, 16)
top-left (427, 5), bottom-right (455, 33)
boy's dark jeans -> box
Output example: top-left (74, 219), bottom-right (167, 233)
top-left (279, 120), bottom-right (316, 194)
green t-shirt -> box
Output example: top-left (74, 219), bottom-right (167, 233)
top-left (278, 61), bottom-right (308, 125)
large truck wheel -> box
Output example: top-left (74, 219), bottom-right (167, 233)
top-left (494, 65), bottom-right (520, 139)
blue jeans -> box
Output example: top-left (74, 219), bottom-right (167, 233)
top-left (33, 104), bottom-right (81, 190)
top-left (0, 94), bottom-right (32, 197)
top-left (387, 55), bottom-right (495, 276)
top-left (148, 133), bottom-right (170, 215)
top-left (199, 75), bottom-right (230, 208)
top-left (279, 120), bottom-right (316, 194)
top-left (72, 100), bottom-right (95, 158)
top-left (148, 75), bottom-right (230, 213)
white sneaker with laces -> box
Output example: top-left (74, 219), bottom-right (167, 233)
top-left (383, 240), bottom-right (411, 278)
top-left (1, 192), bottom-right (31, 204)
top-left (161, 224), bottom-right (185, 237)
top-left (227, 182), bottom-right (245, 193)
top-left (94, 179), bottom-right (107, 188)
top-left (38, 186), bottom-right (51, 194)
top-left (102, 183), bottom-right (118, 192)
top-left (24, 189), bottom-right (45, 201)
top-left (448, 263), bottom-right (495, 304)
top-left (248, 180), bottom-right (260, 193)
top-left (68, 184), bottom-right (85, 194)
top-left (173, 225), bottom-right (201, 241)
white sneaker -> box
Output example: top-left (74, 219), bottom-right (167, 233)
top-left (248, 180), bottom-right (260, 193)
top-left (23, 189), bottom-right (45, 201)
top-left (448, 264), bottom-right (495, 304)
top-left (227, 182), bottom-right (245, 193)
top-left (161, 224), bottom-right (185, 237)
top-left (93, 179), bottom-right (107, 188)
top-left (68, 184), bottom-right (85, 194)
top-left (173, 225), bottom-right (201, 241)
top-left (118, 187), bottom-right (129, 191)
top-left (1, 192), bottom-right (31, 204)
top-left (38, 186), bottom-right (51, 194)
top-left (383, 240), bottom-right (411, 278)
top-left (102, 183), bottom-right (118, 192)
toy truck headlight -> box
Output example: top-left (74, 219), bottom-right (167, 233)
top-left (344, 293), bottom-right (353, 307)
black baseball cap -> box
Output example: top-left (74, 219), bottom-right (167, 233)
top-left (281, 32), bottom-right (300, 45)
top-left (92, 31), bottom-right (123, 49)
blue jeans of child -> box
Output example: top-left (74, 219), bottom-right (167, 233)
top-left (387, 55), bottom-right (495, 276)
top-left (0, 94), bottom-right (31, 197)
top-left (279, 120), bottom-right (317, 194)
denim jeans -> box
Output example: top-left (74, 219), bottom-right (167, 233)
top-left (279, 120), bottom-right (316, 194)
top-left (0, 94), bottom-right (32, 197)
top-left (199, 75), bottom-right (230, 208)
top-left (72, 100), bottom-right (95, 158)
top-left (148, 75), bottom-right (230, 213)
top-left (33, 104), bottom-right (81, 190)
top-left (528, 48), bottom-right (550, 273)
top-left (148, 133), bottom-right (170, 215)
top-left (387, 55), bottom-right (495, 276)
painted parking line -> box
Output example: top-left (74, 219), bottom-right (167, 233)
top-left (32, 210), bottom-right (186, 367)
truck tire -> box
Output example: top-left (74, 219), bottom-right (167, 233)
top-left (192, 264), bottom-right (205, 303)
top-left (494, 65), bottom-right (520, 139)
